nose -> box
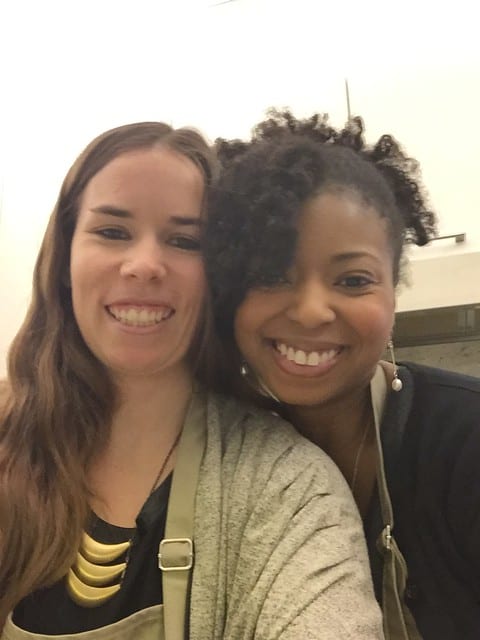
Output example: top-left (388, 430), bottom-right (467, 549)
top-left (285, 280), bottom-right (336, 329)
top-left (119, 239), bottom-right (167, 282)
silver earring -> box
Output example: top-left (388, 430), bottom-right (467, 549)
top-left (387, 339), bottom-right (403, 392)
top-left (239, 361), bottom-right (279, 402)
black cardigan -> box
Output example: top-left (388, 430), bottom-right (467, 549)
top-left (366, 362), bottom-right (480, 639)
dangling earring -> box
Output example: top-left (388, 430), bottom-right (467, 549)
top-left (240, 361), bottom-right (279, 402)
top-left (387, 339), bottom-right (403, 392)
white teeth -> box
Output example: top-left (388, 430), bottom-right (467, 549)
top-left (127, 309), bottom-right (137, 323)
top-left (294, 350), bottom-right (307, 365)
top-left (306, 352), bottom-right (320, 366)
top-left (108, 306), bottom-right (173, 327)
top-left (276, 342), bottom-right (338, 367)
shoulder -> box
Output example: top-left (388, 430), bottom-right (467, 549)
top-left (381, 363), bottom-right (480, 502)
top-left (399, 362), bottom-right (480, 425)
top-left (209, 389), bottom-right (303, 447)
top-left (193, 393), bottom-right (382, 639)
top-left (403, 361), bottom-right (480, 395)
top-left (394, 362), bottom-right (480, 445)
top-left (392, 363), bottom-right (480, 511)
top-left (401, 362), bottom-right (480, 439)
top-left (206, 390), bottom-right (351, 500)
top-left (393, 365), bottom-right (480, 568)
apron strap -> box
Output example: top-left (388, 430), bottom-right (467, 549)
top-left (160, 389), bottom-right (207, 640)
top-left (370, 366), bottom-right (422, 640)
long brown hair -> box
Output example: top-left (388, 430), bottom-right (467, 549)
top-left (0, 122), bottom-right (218, 621)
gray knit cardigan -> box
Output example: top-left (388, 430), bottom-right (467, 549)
top-left (189, 392), bottom-right (384, 639)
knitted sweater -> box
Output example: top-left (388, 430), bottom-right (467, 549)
top-left (189, 391), bottom-right (384, 639)
top-left (3, 391), bottom-right (384, 639)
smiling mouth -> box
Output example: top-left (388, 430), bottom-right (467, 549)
top-left (107, 305), bottom-right (174, 327)
top-left (274, 341), bottom-right (342, 367)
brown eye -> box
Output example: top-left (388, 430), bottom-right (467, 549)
top-left (168, 236), bottom-right (201, 251)
top-left (337, 275), bottom-right (374, 288)
top-left (95, 227), bottom-right (130, 241)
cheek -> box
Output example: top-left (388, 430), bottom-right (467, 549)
top-left (69, 254), bottom-right (99, 308)
top-left (69, 235), bottom-right (99, 292)
top-left (353, 298), bottom-right (395, 340)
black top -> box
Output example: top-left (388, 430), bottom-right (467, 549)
top-left (365, 363), bottom-right (480, 640)
top-left (13, 475), bottom-right (171, 633)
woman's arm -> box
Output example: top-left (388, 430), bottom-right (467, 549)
top-left (190, 399), bottom-right (383, 639)
top-left (229, 437), bottom-right (383, 639)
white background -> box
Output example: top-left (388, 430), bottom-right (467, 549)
top-left (1, 0), bottom-right (479, 375)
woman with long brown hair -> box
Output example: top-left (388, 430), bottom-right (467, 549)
top-left (0, 121), bottom-right (383, 638)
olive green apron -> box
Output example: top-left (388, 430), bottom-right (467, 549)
top-left (371, 365), bottom-right (423, 639)
top-left (2, 389), bottom-right (206, 640)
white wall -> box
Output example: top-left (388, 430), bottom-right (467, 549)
top-left (1, 0), bottom-right (479, 375)
top-left (396, 249), bottom-right (480, 312)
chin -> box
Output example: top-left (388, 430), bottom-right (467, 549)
top-left (282, 394), bottom-right (325, 408)
top-left (105, 356), bottom-right (163, 378)
top-left (267, 381), bottom-right (333, 408)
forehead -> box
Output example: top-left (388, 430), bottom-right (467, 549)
top-left (81, 148), bottom-right (205, 214)
top-left (296, 190), bottom-right (393, 258)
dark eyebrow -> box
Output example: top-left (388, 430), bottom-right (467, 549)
top-left (169, 216), bottom-right (201, 227)
top-left (91, 205), bottom-right (131, 218)
top-left (331, 251), bottom-right (381, 263)
top-left (90, 207), bottom-right (201, 226)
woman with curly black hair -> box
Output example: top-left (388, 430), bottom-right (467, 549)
top-left (206, 110), bottom-right (480, 640)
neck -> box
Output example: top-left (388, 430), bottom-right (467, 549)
top-left (287, 384), bottom-right (372, 455)
top-left (88, 365), bottom-right (194, 526)
top-left (111, 365), bottom-right (193, 446)
top-left (285, 382), bottom-right (377, 518)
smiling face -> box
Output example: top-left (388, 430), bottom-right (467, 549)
top-left (234, 190), bottom-right (396, 410)
top-left (70, 147), bottom-right (206, 383)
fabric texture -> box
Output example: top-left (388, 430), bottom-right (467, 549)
top-left (3, 606), bottom-right (164, 640)
top-left (4, 391), bottom-right (384, 639)
top-left (367, 362), bottom-right (480, 640)
top-left (189, 391), bottom-right (384, 639)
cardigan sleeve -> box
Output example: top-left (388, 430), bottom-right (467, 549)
top-left (189, 395), bottom-right (384, 640)
top-left (226, 430), bottom-right (384, 640)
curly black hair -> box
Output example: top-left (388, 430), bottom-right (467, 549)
top-left (205, 108), bottom-right (437, 343)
